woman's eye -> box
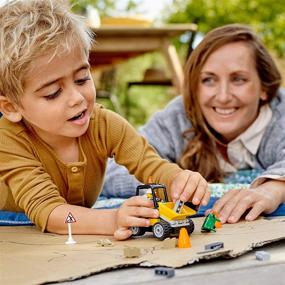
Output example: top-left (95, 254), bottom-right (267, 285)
top-left (201, 77), bottom-right (215, 85)
top-left (75, 76), bottom-right (91, 85)
top-left (44, 88), bottom-right (62, 100)
top-left (233, 76), bottom-right (247, 84)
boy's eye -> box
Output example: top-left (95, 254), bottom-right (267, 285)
top-left (75, 76), bottom-right (91, 85)
top-left (44, 88), bottom-right (62, 100)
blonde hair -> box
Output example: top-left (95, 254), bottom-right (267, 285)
top-left (180, 24), bottom-right (282, 182)
top-left (0, 0), bottom-right (94, 105)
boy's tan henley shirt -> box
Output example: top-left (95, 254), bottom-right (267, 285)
top-left (0, 104), bottom-right (181, 230)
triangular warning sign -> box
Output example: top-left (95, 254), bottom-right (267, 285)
top-left (65, 212), bottom-right (76, 223)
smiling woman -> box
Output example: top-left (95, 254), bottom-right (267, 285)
top-left (103, 23), bottom-right (285, 225)
top-left (198, 42), bottom-right (268, 143)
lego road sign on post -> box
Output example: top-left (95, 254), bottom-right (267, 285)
top-left (65, 212), bottom-right (76, 245)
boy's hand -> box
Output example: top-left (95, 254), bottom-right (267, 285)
top-left (114, 196), bottom-right (159, 240)
top-left (211, 180), bottom-right (285, 223)
top-left (170, 170), bottom-right (210, 206)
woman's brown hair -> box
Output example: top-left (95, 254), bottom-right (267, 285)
top-left (179, 24), bottom-right (282, 182)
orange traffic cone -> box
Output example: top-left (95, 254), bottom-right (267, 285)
top-left (177, 228), bottom-right (191, 248)
top-left (213, 211), bottom-right (222, 229)
top-left (215, 221), bottom-right (222, 229)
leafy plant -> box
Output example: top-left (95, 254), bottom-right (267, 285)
top-left (167, 0), bottom-right (285, 58)
top-left (70, 0), bottom-right (138, 16)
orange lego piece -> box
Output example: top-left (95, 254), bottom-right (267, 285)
top-left (177, 228), bottom-right (191, 248)
top-left (215, 221), bottom-right (222, 228)
top-left (212, 210), bottom-right (220, 217)
top-left (213, 211), bottom-right (222, 228)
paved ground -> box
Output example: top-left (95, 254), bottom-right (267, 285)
top-left (58, 240), bottom-right (285, 285)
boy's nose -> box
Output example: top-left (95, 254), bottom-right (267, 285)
top-left (68, 88), bottom-right (84, 106)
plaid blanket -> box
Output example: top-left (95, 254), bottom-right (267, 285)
top-left (2, 169), bottom-right (284, 226)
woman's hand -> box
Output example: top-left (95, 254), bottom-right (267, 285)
top-left (212, 180), bottom-right (285, 223)
top-left (170, 170), bottom-right (210, 206)
top-left (114, 196), bottom-right (159, 240)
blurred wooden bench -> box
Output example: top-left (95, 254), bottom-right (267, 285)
top-left (89, 24), bottom-right (197, 115)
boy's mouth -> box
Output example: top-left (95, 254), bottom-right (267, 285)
top-left (68, 110), bottom-right (86, 121)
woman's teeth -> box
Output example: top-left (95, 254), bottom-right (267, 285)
top-left (214, 107), bottom-right (236, 115)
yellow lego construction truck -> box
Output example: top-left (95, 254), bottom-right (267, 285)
top-left (131, 183), bottom-right (197, 240)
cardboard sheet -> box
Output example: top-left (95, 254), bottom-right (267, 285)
top-left (1, 216), bottom-right (285, 285)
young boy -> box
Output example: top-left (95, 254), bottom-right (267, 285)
top-left (0, 0), bottom-right (209, 240)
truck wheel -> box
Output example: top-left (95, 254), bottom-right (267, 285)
top-left (131, 226), bottom-right (146, 237)
top-left (186, 219), bottom-right (195, 235)
top-left (153, 221), bottom-right (171, 240)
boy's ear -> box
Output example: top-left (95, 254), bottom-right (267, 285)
top-left (0, 95), bottom-right (22, 122)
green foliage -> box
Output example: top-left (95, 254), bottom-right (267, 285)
top-left (70, 0), bottom-right (115, 15)
top-left (70, 0), bottom-right (138, 16)
top-left (168, 0), bottom-right (285, 58)
top-left (97, 53), bottom-right (177, 128)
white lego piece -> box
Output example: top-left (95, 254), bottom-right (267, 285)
top-left (255, 250), bottom-right (270, 261)
top-left (65, 223), bottom-right (76, 245)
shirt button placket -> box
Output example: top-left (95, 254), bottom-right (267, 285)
top-left (71, 166), bottom-right (78, 173)
top-left (67, 166), bottom-right (84, 205)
